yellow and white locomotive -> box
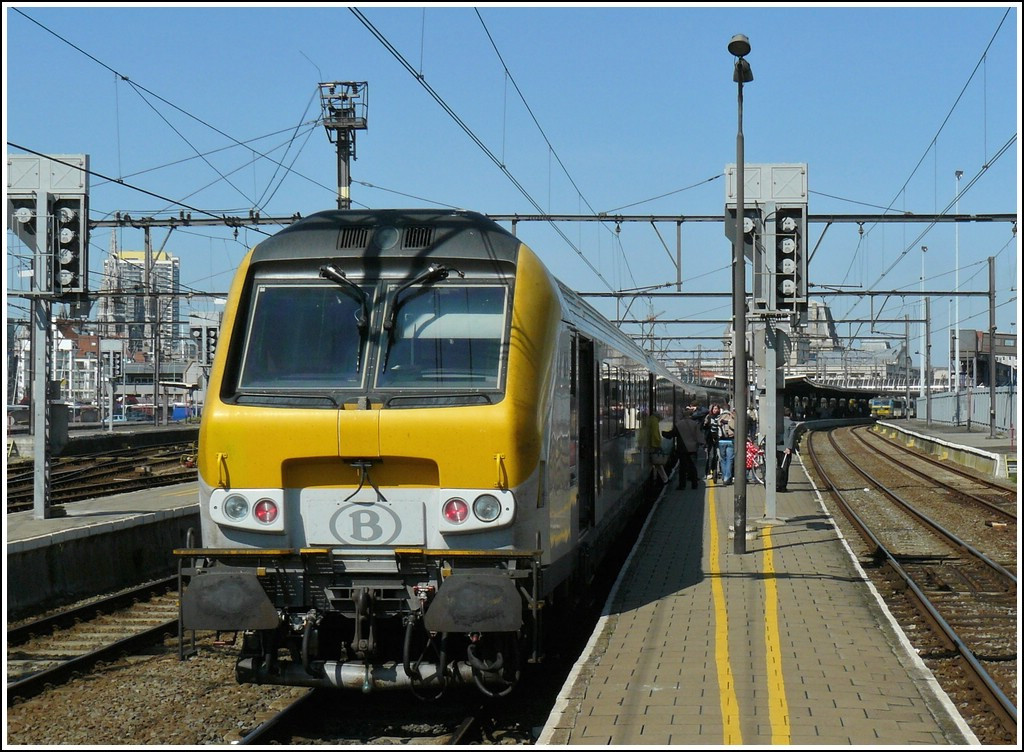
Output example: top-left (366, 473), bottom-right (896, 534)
top-left (178, 209), bottom-right (690, 697)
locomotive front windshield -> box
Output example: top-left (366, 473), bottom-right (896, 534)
top-left (239, 284), bottom-right (371, 389)
top-left (236, 279), bottom-right (508, 394)
top-left (379, 285), bottom-right (506, 389)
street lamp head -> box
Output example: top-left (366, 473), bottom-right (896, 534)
top-left (955, 170), bottom-right (963, 179)
top-left (734, 59), bottom-right (753, 83)
top-left (728, 34), bottom-right (751, 57)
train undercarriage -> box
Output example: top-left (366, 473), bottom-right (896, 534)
top-left (178, 549), bottom-right (544, 698)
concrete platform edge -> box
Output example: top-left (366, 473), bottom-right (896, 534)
top-left (535, 484), bottom-right (670, 745)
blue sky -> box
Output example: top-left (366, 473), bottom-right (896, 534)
top-left (4, 3), bottom-right (1020, 361)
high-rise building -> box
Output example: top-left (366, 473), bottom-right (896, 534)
top-left (96, 249), bottom-right (181, 357)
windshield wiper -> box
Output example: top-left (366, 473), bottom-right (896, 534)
top-left (381, 263), bottom-right (464, 373)
top-left (320, 263), bottom-right (370, 371)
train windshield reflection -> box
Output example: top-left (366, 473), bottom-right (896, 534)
top-left (239, 283), bottom-right (370, 389)
top-left (377, 284), bottom-right (507, 389)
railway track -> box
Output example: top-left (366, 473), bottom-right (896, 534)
top-left (232, 684), bottom-right (534, 745)
top-left (6, 577), bottom-right (182, 705)
top-left (842, 426), bottom-right (1017, 568)
top-left (232, 688), bottom-right (496, 745)
top-left (806, 426), bottom-right (1017, 744)
top-left (6, 442), bottom-right (198, 512)
top-left (860, 425), bottom-right (1017, 519)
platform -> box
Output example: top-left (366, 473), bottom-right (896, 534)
top-left (876, 418), bottom-right (1017, 480)
top-left (536, 424), bottom-right (992, 744)
top-left (4, 483), bottom-right (199, 620)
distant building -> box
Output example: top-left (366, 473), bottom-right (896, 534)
top-left (954, 329), bottom-right (1017, 387)
top-left (95, 249), bottom-right (182, 357)
top-left (791, 301), bottom-right (841, 364)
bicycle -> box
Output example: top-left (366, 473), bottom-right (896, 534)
top-left (746, 435), bottom-right (767, 485)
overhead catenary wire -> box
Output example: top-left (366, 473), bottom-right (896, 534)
top-left (12, 8), bottom-right (334, 212)
top-left (473, 7), bottom-right (639, 292)
top-left (350, 7), bottom-right (616, 292)
top-left (837, 8), bottom-right (1014, 336)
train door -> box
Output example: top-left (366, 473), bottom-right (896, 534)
top-left (575, 336), bottom-right (597, 529)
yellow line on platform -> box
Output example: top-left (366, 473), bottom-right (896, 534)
top-left (708, 482), bottom-right (743, 744)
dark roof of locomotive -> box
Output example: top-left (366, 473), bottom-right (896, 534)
top-left (250, 209), bottom-right (521, 266)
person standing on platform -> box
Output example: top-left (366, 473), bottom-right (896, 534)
top-left (643, 411), bottom-right (669, 484)
top-left (746, 404), bottom-right (758, 440)
top-left (777, 406), bottom-right (797, 491)
top-left (718, 406), bottom-right (736, 485)
top-left (663, 404), bottom-right (704, 490)
top-left (702, 403), bottom-right (723, 478)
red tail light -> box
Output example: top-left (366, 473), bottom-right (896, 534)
top-left (442, 497), bottom-right (469, 523)
top-left (254, 498), bottom-right (279, 524)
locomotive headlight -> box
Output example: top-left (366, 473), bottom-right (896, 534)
top-left (253, 498), bottom-right (279, 524)
top-left (210, 488), bottom-right (285, 533)
top-left (442, 497), bottom-right (470, 524)
top-left (223, 494), bottom-right (250, 521)
top-left (438, 489), bottom-right (516, 534)
top-left (472, 494), bottom-right (502, 522)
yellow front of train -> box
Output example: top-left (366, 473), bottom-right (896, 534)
top-left (179, 210), bottom-right (564, 695)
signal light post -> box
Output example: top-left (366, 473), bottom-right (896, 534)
top-left (8, 153), bottom-right (90, 519)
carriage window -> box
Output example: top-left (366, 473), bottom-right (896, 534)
top-left (238, 284), bottom-right (370, 389)
top-left (377, 285), bottom-right (507, 389)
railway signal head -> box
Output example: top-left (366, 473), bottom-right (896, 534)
top-left (205, 326), bottom-right (219, 365)
top-left (774, 205), bottom-right (806, 314)
top-left (52, 196), bottom-right (88, 295)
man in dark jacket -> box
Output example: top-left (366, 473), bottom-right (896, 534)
top-left (777, 407), bottom-right (797, 491)
top-left (663, 404), bottom-right (704, 490)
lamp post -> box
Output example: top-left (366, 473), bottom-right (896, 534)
top-left (729, 34), bottom-right (752, 555)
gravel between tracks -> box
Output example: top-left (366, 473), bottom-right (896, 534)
top-left (6, 635), bottom-right (307, 746)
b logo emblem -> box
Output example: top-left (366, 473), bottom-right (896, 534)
top-left (330, 503), bottom-right (402, 545)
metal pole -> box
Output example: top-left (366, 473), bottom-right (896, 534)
top-left (32, 297), bottom-right (52, 519)
top-left (676, 221), bottom-right (682, 291)
top-left (763, 325), bottom-right (780, 521)
top-left (989, 257), bottom-right (996, 438)
top-left (108, 373), bottom-right (115, 432)
top-left (729, 35), bottom-right (751, 554)
top-left (919, 246), bottom-right (927, 398)
top-left (31, 190), bottom-right (53, 519)
top-left (905, 315), bottom-right (911, 417)
top-left (925, 297), bottom-right (932, 427)
top-left (337, 132), bottom-right (352, 210)
top-left (954, 170), bottom-right (963, 423)
top-left (154, 293), bottom-right (162, 426)
top-left (948, 300), bottom-right (953, 392)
